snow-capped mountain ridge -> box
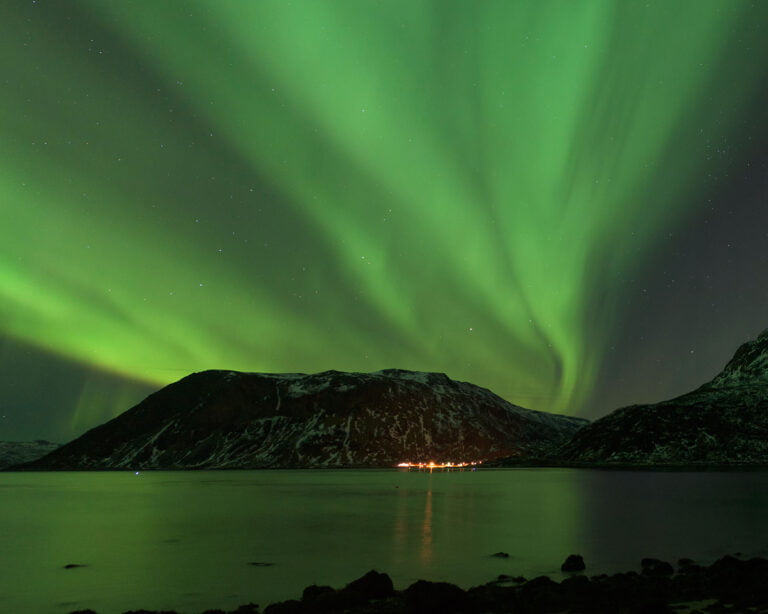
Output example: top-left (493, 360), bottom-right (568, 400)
top-left (559, 330), bottom-right (768, 465)
top-left (709, 329), bottom-right (768, 388)
top-left (16, 369), bottom-right (587, 470)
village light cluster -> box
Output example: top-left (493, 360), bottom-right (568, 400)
top-left (397, 461), bottom-right (483, 472)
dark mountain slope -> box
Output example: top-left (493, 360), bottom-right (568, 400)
top-left (559, 330), bottom-right (768, 466)
top-left (0, 440), bottom-right (59, 469)
top-left (17, 369), bottom-right (587, 470)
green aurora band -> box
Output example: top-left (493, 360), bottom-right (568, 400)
top-left (1, 1), bottom-right (767, 431)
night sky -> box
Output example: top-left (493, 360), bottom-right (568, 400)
top-left (2, 0), bottom-right (768, 443)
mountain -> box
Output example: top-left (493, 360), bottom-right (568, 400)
top-left (559, 329), bottom-right (768, 466)
top-left (0, 441), bottom-right (59, 470)
top-left (14, 369), bottom-right (587, 470)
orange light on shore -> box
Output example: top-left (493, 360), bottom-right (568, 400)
top-left (397, 460), bottom-right (483, 472)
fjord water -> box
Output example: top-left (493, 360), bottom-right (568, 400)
top-left (2, 469), bottom-right (768, 614)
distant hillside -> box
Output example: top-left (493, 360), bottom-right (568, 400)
top-left (0, 441), bottom-right (59, 470)
top-left (558, 330), bottom-right (768, 466)
top-left (14, 369), bottom-right (587, 470)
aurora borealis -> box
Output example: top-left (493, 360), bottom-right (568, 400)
top-left (2, 0), bottom-right (768, 442)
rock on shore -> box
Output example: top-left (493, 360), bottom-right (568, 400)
top-left (67, 554), bottom-right (768, 613)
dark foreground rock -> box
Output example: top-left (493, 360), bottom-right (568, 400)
top-left (69, 554), bottom-right (768, 614)
top-left (561, 553), bottom-right (586, 572)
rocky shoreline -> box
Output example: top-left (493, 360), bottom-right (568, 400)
top-left (67, 554), bottom-right (768, 614)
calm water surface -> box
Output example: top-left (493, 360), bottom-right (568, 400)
top-left (1, 469), bottom-right (767, 613)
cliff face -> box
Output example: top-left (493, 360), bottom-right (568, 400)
top-left (559, 330), bottom-right (768, 465)
top-left (17, 369), bottom-right (587, 470)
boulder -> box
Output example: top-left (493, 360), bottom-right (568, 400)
top-left (519, 575), bottom-right (567, 611)
top-left (466, 584), bottom-right (513, 612)
top-left (301, 584), bottom-right (334, 603)
top-left (640, 558), bottom-right (674, 577)
top-left (343, 569), bottom-right (395, 600)
top-left (263, 599), bottom-right (303, 614)
top-left (561, 554), bottom-right (586, 572)
top-left (405, 580), bottom-right (471, 614)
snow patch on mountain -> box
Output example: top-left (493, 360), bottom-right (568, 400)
top-left (0, 441), bottom-right (59, 470)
